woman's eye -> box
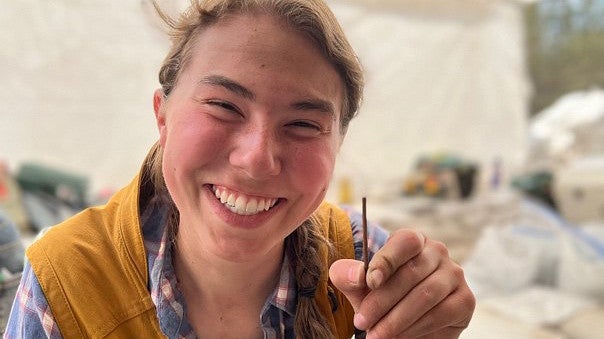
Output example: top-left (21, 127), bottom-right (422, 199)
top-left (287, 121), bottom-right (328, 138)
top-left (207, 100), bottom-right (238, 112)
top-left (289, 121), bottom-right (322, 130)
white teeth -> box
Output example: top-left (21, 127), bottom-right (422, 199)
top-left (227, 194), bottom-right (236, 206)
top-left (212, 185), bottom-right (278, 215)
top-left (257, 199), bottom-right (265, 211)
top-left (234, 196), bottom-right (246, 212)
top-left (245, 199), bottom-right (257, 213)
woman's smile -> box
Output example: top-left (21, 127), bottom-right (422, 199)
top-left (211, 184), bottom-right (281, 215)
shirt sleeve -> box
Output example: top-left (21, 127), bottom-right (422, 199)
top-left (340, 204), bottom-right (389, 262)
top-left (4, 262), bottom-right (63, 339)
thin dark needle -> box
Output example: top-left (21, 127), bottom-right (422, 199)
top-left (362, 196), bottom-right (369, 272)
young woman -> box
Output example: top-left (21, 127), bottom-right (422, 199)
top-left (6, 1), bottom-right (475, 338)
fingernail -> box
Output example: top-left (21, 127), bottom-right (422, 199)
top-left (348, 263), bottom-right (363, 285)
top-left (353, 312), bottom-right (368, 330)
top-left (368, 269), bottom-right (384, 288)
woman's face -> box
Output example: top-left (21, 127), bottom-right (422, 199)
top-left (154, 13), bottom-right (345, 262)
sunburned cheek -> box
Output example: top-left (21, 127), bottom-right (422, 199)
top-left (291, 151), bottom-right (335, 193)
top-left (169, 123), bottom-right (229, 160)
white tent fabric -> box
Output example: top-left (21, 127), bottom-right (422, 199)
top-left (1, 1), bottom-right (165, 194)
top-left (329, 0), bottom-right (531, 198)
top-left (0, 0), bottom-right (531, 199)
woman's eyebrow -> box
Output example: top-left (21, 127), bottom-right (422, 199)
top-left (198, 75), bottom-right (255, 100)
top-left (291, 100), bottom-right (335, 116)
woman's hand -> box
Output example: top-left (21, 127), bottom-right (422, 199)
top-left (329, 229), bottom-right (475, 338)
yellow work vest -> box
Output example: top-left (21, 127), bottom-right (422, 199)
top-left (27, 173), bottom-right (356, 338)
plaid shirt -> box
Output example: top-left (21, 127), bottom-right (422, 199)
top-left (5, 199), bottom-right (387, 339)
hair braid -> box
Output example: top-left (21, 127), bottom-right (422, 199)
top-left (285, 219), bottom-right (335, 339)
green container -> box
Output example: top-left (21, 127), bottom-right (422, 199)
top-left (16, 163), bottom-right (89, 208)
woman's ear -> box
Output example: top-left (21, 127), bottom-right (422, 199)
top-left (153, 89), bottom-right (167, 147)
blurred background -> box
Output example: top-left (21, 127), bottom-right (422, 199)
top-left (1, 0), bottom-right (603, 337)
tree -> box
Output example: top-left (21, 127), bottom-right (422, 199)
top-left (525, 0), bottom-right (604, 114)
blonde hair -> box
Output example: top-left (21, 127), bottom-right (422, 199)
top-left (148, 1), bottom-right (364, 337)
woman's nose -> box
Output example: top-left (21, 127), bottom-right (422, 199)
top-left (229, 126), bottom-right (282, 179)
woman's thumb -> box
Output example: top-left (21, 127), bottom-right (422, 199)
top-left (328, 259), bottom-right (369, 312)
